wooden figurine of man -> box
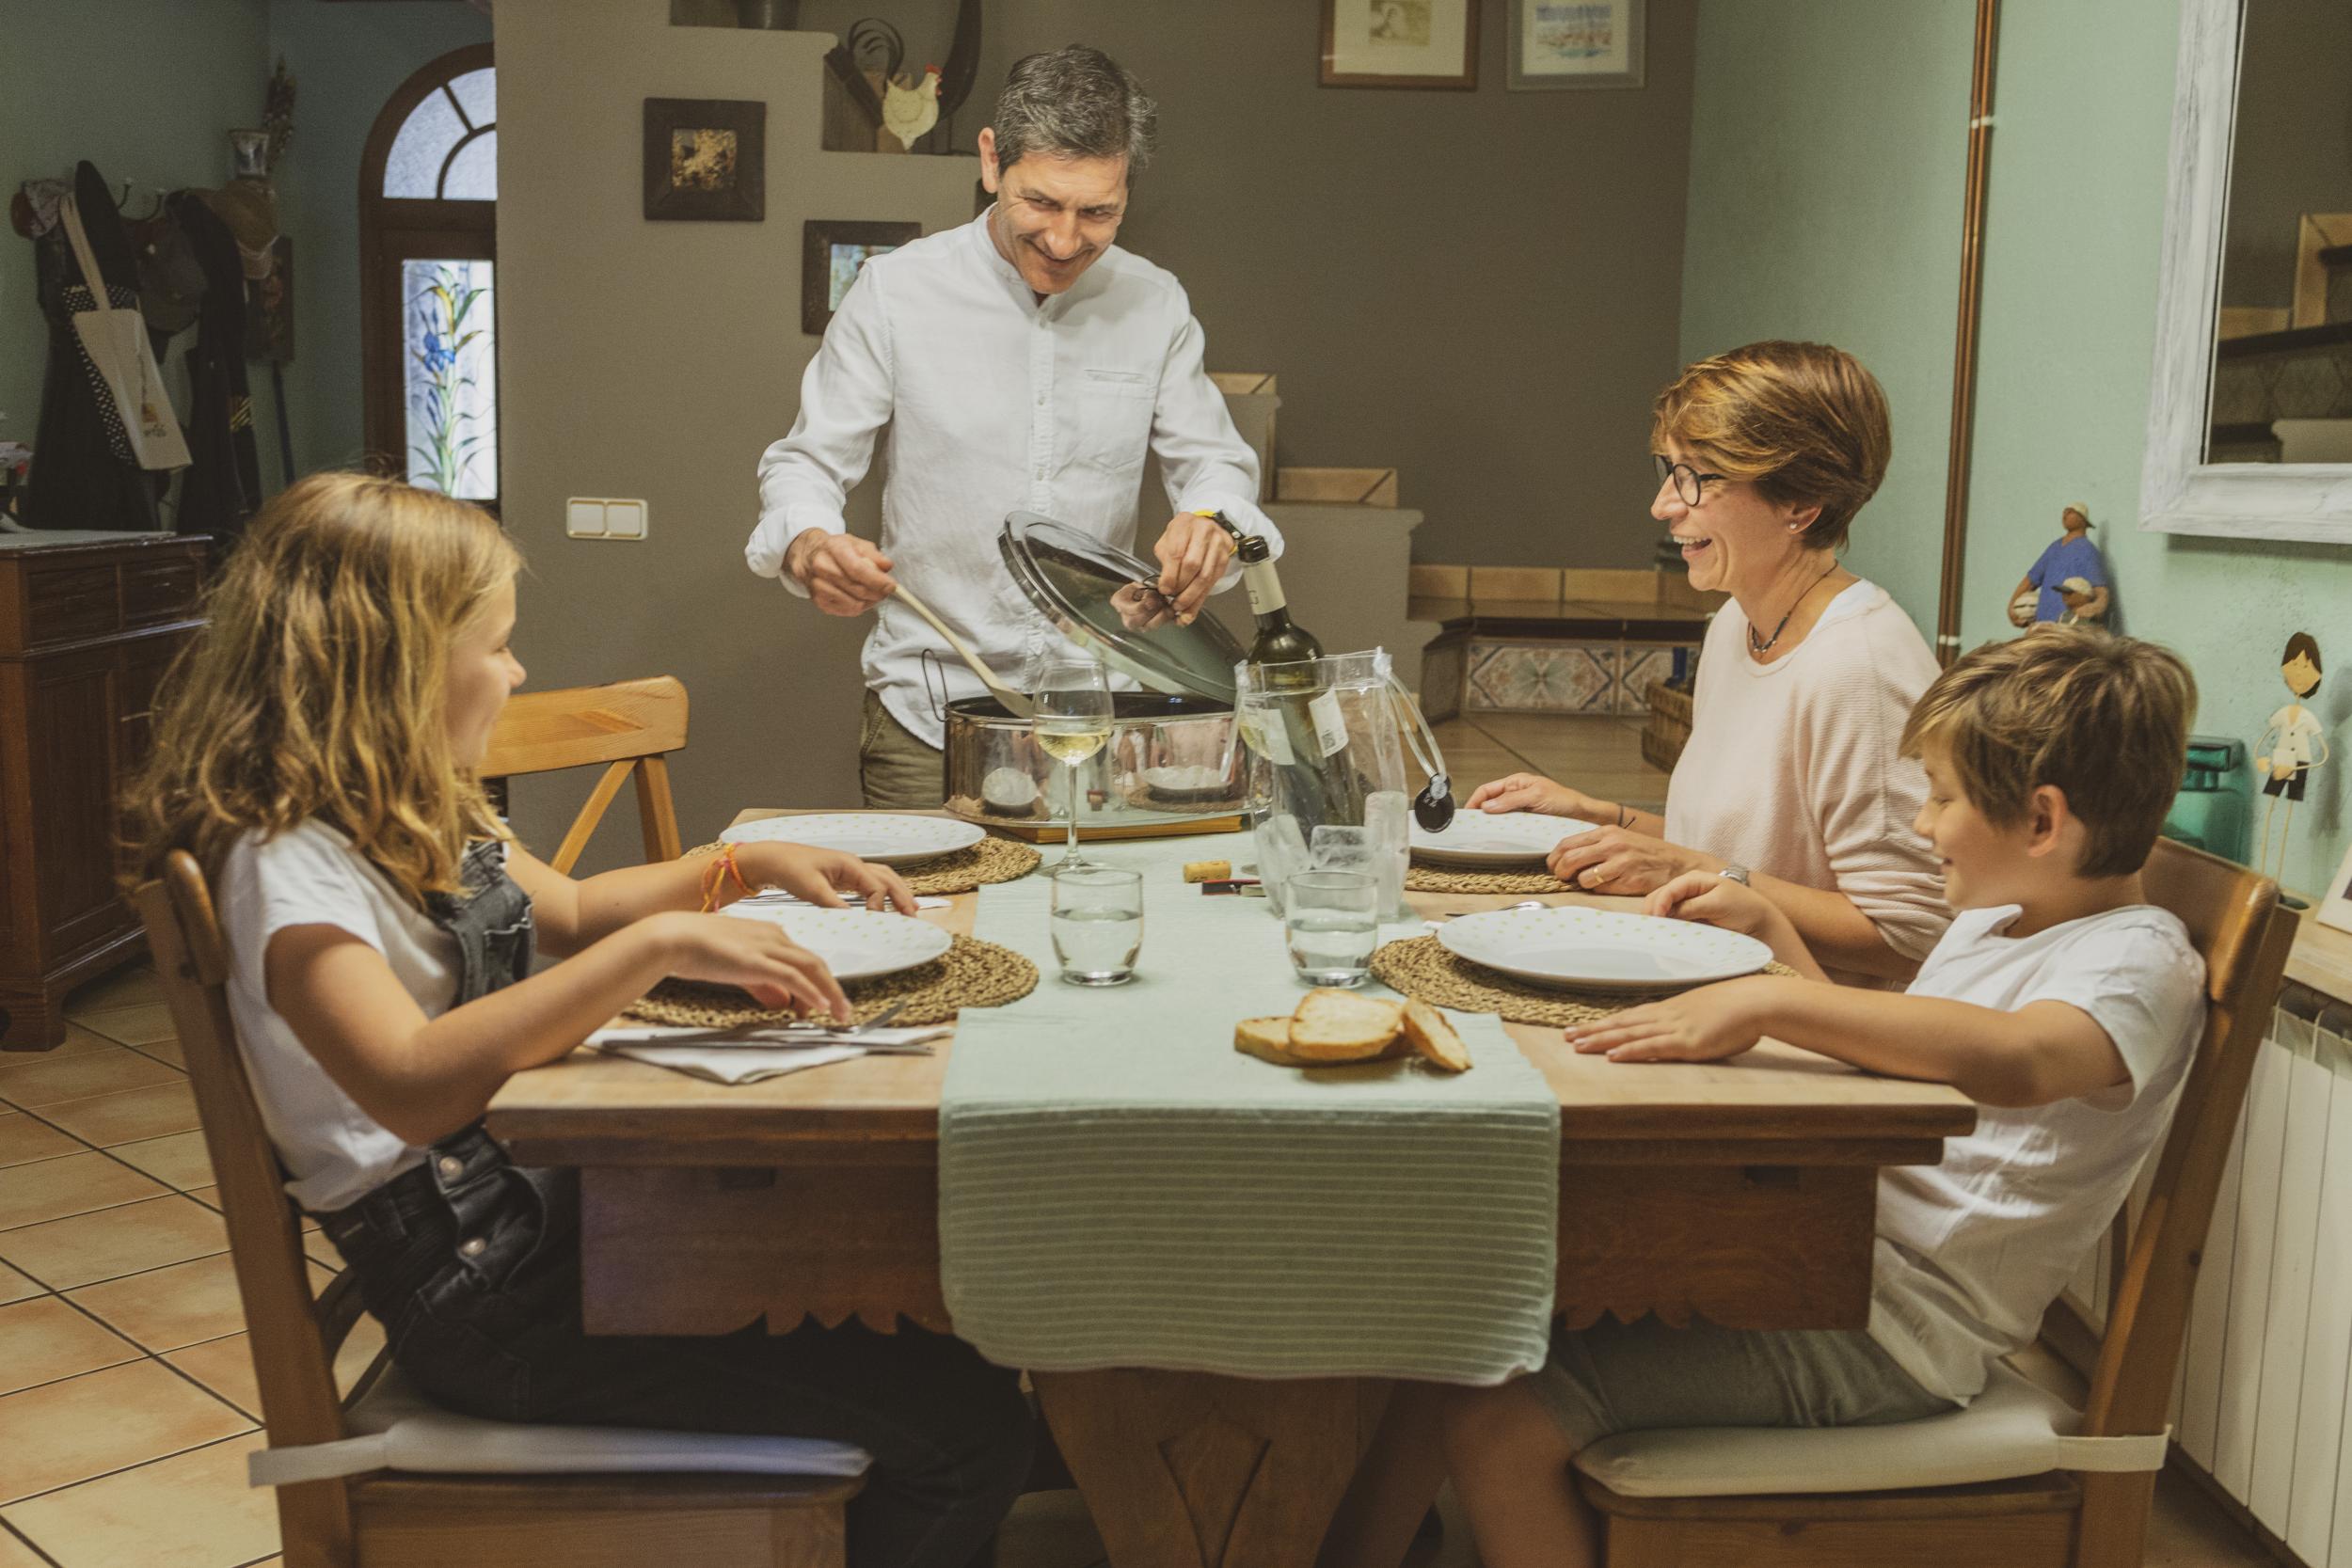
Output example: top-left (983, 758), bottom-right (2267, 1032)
top-left (2007, 503), bottom-right (2112, 628)
top-left (2255, 631), bottom-right (2328, 882)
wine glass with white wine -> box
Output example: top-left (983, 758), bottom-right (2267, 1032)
top-left (1032, 654), bottom-right (1113, 872)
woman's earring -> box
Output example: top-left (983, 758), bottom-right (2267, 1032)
top-left (1787, 521), bottom-right (1804, 532)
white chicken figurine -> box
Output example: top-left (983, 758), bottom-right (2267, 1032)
top-left (881, 64), bottom-right (942, 152)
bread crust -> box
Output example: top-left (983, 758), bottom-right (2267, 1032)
top-left (1401, 998), bottom-right (1474, 1073)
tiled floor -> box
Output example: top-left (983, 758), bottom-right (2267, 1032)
top-left (0, 719), bottom-right (2274, 1565)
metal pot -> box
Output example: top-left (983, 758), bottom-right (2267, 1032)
top-left (942, 690), bottom-right (1246, 833)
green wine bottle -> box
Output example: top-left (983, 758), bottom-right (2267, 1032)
top-left (1238, 534), bottom-right (1324, 671)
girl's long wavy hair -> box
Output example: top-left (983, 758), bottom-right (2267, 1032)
top-left (130, 472), bottom-right (522, 905)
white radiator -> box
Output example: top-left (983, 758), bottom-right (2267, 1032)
top-left (2065, 992), bottom-right (2352, 1566)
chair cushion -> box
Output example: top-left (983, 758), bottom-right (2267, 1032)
top-left (1571, 1361), bottom-right (2169, 1498)
top-left (247, 1367), bottom-right (871, 1489)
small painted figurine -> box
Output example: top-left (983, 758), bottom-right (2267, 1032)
top-left (2254, 631), bottom-right (2329, 882)
top-left (2008, 503), bottom-right (2112, 628)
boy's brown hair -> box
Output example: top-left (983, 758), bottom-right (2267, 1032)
top-left (1901, 626), bottom-right (2197, 879)
top-left (1650, 340), bottom-right (1892, 552)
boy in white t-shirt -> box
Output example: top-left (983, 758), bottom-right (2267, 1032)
top-left (1428, 625), bottom-right (2208, 1568)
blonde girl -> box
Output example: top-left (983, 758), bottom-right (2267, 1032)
top-left (132, 474), bottom-right (1029, 1568)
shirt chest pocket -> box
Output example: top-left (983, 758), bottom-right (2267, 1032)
top-left (1071, 367), bottom-right (1154, 472)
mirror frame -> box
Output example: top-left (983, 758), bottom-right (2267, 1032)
top-left (2141, 0), bottom-right (2352, 543)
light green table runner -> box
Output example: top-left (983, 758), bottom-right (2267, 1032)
top-left (938, 836), bottom-right (1562, 1384)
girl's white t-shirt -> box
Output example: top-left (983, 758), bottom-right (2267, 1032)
top-left (1868, 902), bottom-right (2207, 1402)
top-left (215, 820), bottom-right (478, 1212)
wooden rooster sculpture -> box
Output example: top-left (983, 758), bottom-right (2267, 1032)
top-left (880, 65), bottom-right (942, 152)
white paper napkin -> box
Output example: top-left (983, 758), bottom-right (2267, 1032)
top-left (586, 1023), bottom-right (950, 1051)
top-left (594, 1042), bottom-right (868, 1085)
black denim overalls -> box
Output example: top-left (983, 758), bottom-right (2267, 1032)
top-left (310, 840), bottom-right (1031, 1568)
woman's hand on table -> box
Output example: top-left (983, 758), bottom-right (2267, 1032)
top-left (1546, 827), bottom-right (1715, 895)
top-left (1464, 772), bottom-right (1616, 822)
top-left (1645, 870), bottom-right (1773, 934)
top-left (647, 911), bottom-right (852, 1020)
top-left (742, 843), bottom-right (919, 913)
top-left (1563, 976), bottom-right (1780, 1063)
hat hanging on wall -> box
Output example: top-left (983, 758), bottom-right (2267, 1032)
top-left (196, 179), bottom-right (278, 281)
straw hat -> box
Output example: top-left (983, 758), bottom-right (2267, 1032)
top-left (195, 179), bottom-right (279, 281)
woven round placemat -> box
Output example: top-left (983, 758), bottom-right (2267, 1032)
top-left (620, 933), bottom-right (1038, 1029)
top-left (1405, 863), bottom-right (1572, 895)
top-left (690, 833), bottom-right (1041, 896)
top-left (1370, 934), bottom-right (1796, 1028)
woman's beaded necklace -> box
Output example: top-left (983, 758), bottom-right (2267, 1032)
top-left (1748, 559), bottom-right (1843, 657)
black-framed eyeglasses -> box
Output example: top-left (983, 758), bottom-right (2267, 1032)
top-left (1652, 454), bottom-right (1725, 508)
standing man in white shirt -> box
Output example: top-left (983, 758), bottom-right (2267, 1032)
top-left (747, 45), bottom-right (1280, 808)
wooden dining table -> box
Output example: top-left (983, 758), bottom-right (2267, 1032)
top-left (486, 813), bottom-right (1974, 1568)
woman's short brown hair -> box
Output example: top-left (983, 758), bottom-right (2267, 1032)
top-left (1651, 340), bottom-right (1892, 551)
top-left (1901, 626), bottom-right (2198, 879)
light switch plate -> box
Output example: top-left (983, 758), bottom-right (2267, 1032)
top-left (605, 499), bottom-right (647, 539)
top-left (565, 499), bottom-right (606, 539)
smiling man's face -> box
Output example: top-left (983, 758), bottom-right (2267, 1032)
top-left (979, 129), bottom-right (1129, 296)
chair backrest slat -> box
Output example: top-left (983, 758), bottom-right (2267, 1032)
top-left (2084, 839), bottom-right (2296, 1436)
top-left (481, 675), bottom-right (689, 875)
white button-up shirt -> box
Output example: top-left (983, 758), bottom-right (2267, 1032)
top-left (748, 208), bottom-right (1279, 748)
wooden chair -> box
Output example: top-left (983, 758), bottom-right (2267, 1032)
top-left (481, 676), bottom-right (687, 874)
top-left (134, 851), bottom-right (861, 1568)
top-left (1570, 837), bottom-right (2299, 1568)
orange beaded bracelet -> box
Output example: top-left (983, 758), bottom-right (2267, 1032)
top-left (696, 844), bottom-right (755, 913)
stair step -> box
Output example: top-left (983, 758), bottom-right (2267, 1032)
top-left (1275, 467), bottom-right (1398, 506)
top-left (1210, 372), bottom-right (1278, 395)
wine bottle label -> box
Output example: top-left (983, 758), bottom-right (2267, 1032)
top-left (1309, 690), bottom-right (1350, 759)
top-left (1242, 561), bottom-right (1287, 616)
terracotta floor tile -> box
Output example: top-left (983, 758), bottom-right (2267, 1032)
top-left (63, 964), bottom-right (163, 1018)
top-left (0, 1360), bottom-right (252, 1504)
top-left (0, 1151), bottom-right (167, 1231)
top-left (0, 1195), bottom-right (228, 1291)
top-left (2, 1431), bottom-right (275, 1567)
top-left (0, 1049), bottom-right (179, 1112)
top-left (0, 1113), bottom-right (82, 1170)
top-left (39, 1082), bottom-right (201, 1148)
top-left (70, 1252), bottom-right (329, 1354)
top-left (159, 1335), bottom-right (261, 1421)
top-left (127, 1036), bottom-right (187, 1070)
top-left (108, 1130), bottom-right (213, 1191)
top-left (0, 1297), bottom-right (141, 1395)
top-left (68, 1003), bottom-right (177, 1050)
top-left (0, 1263), bottom-right (39, 1305)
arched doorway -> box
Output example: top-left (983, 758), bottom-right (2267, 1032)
top-left (358, 42), bottom-right (498, 503)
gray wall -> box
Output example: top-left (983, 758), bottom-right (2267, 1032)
top-left (2219, 0), bottom-right (2352, 310)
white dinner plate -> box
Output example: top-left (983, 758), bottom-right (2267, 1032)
top-left (1438, 905), bottom-right (1772, 992)
top-left (712, 905), bottom-right (953, 981)
top-left (1409, 810), bottom-right (1596, 867)
top-left (719, 812), bottom-right (985, 865)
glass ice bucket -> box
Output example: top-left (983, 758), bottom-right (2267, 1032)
top-left (1235, 649), bottom-right (1445, 919)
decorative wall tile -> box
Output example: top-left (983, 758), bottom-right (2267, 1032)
top-left (1619, 646), bottom-right (1678, 715)
top-left (1467, 643), bottom-right (1616, 713)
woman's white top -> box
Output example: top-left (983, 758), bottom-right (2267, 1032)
top-left (215, 820), bottom-right (475, 1212)
top-left (1664, 580), bottom-right (1950, 981)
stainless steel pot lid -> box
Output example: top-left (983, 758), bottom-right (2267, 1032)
top-left (998, 512), bottom-right (1248, 705)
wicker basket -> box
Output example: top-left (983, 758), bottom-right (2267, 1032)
top-left (1642, 680), bottom-right (1693, 773)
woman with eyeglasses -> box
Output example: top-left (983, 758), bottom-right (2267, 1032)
top-left (1467, 341), bottom-right (1947, 984)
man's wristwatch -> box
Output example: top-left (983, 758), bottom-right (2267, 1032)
top-left (1718, 863), bottom-right (1753, 887)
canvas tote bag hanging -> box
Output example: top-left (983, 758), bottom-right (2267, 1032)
top-left (58, 194), bottom-right (191, 472)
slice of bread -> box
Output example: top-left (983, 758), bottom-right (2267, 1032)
top-left (1401, 998), bottom-right (1473, 1073)
top-left (1287, 988), bottom-right (1405, 1063)
top-left (1233, 1016), bottom-right (1300, 1064)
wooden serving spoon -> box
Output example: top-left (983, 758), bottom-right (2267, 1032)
top-left (890, 581), bottom-right (1036, 719)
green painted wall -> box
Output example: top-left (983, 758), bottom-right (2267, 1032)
top-left (1684, 0), bottom-right (2352, 899)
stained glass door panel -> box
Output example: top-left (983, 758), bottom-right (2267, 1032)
top-left (402, 259), bottom-right (498, 500)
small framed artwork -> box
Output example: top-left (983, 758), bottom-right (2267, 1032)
top-left (803, 220), bottom-right (921, 335)
top-left (1509, 0), bottom-right (1645, 90)
top-left (644, 98), bottom-right (766, 222)
top-left (1320, 0), bottom-right (1479, 90)
top-left (2317, 839), bottom-right (2352, 938)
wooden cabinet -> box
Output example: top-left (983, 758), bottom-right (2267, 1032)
top-left (0, 532), bottom-right (207, 1050)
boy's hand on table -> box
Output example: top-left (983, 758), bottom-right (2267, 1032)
top-left (745, 843), bottom-right (918, 913)
top-left (1563, 975), bottom-right (1780, 1063)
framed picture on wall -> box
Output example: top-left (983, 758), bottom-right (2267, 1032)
top-left (803, 220), bottom-right (921, 335)
top-left (643, 98), bottom-right (766, 222)
top-left (1320, 0), bottom-right (1479, 90)
top-left (1509, 0), bottom-right (1645, 90)
top-left (2315, 839), bottom-right (2352, 938)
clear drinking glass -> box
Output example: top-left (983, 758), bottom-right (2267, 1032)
top-left (1050, 866), bottom-right (1144, 986)
top-left (1283, 870), bottom-right (1379, 988)
top-left (1032, 654), bottom-right (1114, 872)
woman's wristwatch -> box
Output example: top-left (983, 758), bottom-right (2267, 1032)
top-left (1719, 863), bottom-right (1753, 887)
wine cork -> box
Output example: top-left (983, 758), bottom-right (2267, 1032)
top-left (1183, 860), bottom-right (1232, 883)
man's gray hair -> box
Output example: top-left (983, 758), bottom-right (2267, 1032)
top-left (991, 45), bottom-right (1157, 176)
